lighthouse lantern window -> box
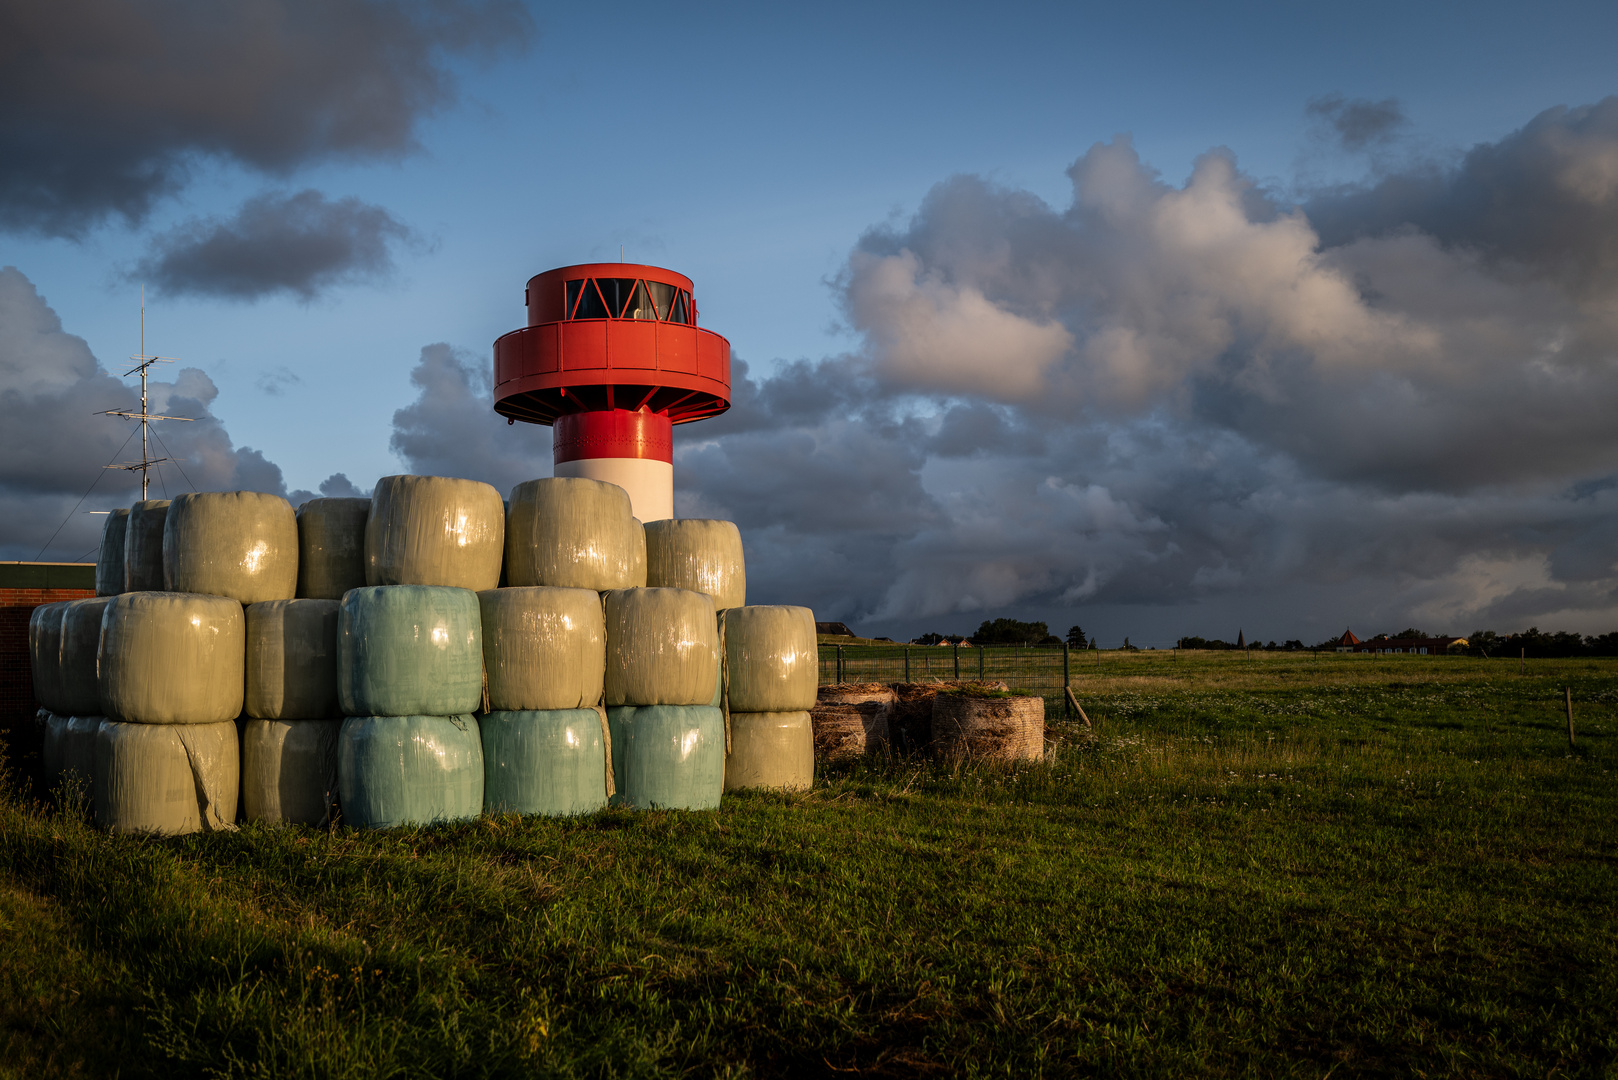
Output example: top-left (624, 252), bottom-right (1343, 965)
top-left (562, 277), bottom-right (696, 323)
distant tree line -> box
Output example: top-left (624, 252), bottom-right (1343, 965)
top-left (1466, 628), bottom-right (1618, 658)
top-left (1177, 637), bottom-right (1307, 651)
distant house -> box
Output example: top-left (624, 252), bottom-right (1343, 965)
top-left (1350, 634), bottom-right (1468, 656)
top-left (816, 622), bottom-right (856, 637)
top-left (1334, 629), bottom-right (1362, 652)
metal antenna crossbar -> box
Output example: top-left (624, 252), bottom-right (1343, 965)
top-left (96, 291), bottom-right (195, 499)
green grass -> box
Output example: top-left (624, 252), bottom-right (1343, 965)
top-left (3, 654), bottom-right (1616, 1078)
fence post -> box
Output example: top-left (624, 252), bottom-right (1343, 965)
top-left (904, 646), bottom-right (910, 682)
top-left (953, 643), bottom-right (959, 679)
top-left (1063, 643), bottom-right (1071, 718)
top-left (837, 645), bottom-right (844, 684)
top-left (979, 646), bottom-right (985, 680)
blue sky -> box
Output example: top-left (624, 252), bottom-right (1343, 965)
top-left (5, 0), bottom-right (1618, 644)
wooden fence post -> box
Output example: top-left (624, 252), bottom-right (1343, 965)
top-left (1063, 643), bottom-right (1071, 718)
top-left (953, 643), bottom-right (959, 679)
top-left (837, 645), bottom-right (844, 684)
top-left (904, 647), bottom-right (910, 682)
top-left (978, 646), bottom-right (985, 680)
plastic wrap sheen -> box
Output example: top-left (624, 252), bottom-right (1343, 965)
top-left (58, 597), bottom-right (113, 716)
top-left (603, 588), bottom-right (718, 706)
top-left (95, 509), bottom-right (129, 596)
top-left (95, 719), bottom-right (239, 835)
top-left (607, 704), bottom-right (725, 810)
top-left (337, 714), bottom-right (484, 829)
top-left (27, 602), bottom-right (69, 714)
top-left (163, 491), bottom-right (298, 603)
top-left (720, 605), bottom-right (817, 713)
top-left (725, 711), bottom-right (814, 791)
top-left (242, 718), bottom-right (340, 825)
top-left (246, 599), bottom-right (340, 719)
top-left (338, 586), bottom-right (481, 717)
top-left (478, 587), bottom-right (605, 711)
top-left (365, 475), bottom-right (503, 591)
top-left (296, 497), bottom-right (370, 599)
top-left (630, 518), bottom-right (647, 587)
top-left (99, 592), bottom-right (245, 724)
top-left (42, 713), bottom-right (102, 786)
top-left (505, 477), bottom-right (639, 591)
top-left (124, 499), bottom-right (169, 592)
top-left (644, 519), bottom-right (746, 610)
top-left (481, 709), bottom-right (609, 816)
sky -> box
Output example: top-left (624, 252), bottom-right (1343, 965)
top-left (4, 0), bottom-right (1618, 647)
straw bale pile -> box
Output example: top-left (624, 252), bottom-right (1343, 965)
top-left (811, 683), bottom-right (894, 760)
top-left (888, 680), bottom-right (1008, 753)
top-left (931, 690), bottom-right (1044, 762)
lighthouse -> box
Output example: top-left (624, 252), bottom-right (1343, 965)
top-left (492, 263), bottom-right (731, 521)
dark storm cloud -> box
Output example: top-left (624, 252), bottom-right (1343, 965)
top-left (1306, 93), bottom-right (1409, 152)
top-left (133, 190), bottom-right (416, 301)
top-left (0, 0), bottom-right (533, 237)
top-left (0, 266), bottom-right (291, 559)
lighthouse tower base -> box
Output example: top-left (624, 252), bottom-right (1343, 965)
top-left (553, 410), bottom-right (674, 523)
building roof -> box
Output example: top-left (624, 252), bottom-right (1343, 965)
top-left (1338, 628), bottom-right (1361, 646)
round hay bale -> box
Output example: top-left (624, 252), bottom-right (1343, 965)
top-left (480, 709), bottom-right (608, 817)
top-left (932, 690), bottom-right (1044, 762)
top-left (337, 714), bottom-right (483, 829)
top-left (99, 592), bottom-right (245, 724)
top-left (602, 587), bottom-right (718, 707)
top-left (725, 710), bottom-right (813, 792)
top-left (57, 597), bottom-right (113, 716)
top-left (27, 601), bottom-right (70, 714)
top-left (720, 605), bottom-right (817, 713)
top-left (95, 508), bottom-right (129, 596)
top-left (338, 585), bottom-right (481, 717)
top-left (888, 680), bottom-right (1008, 754)
top-left (242, 718), bottom-right (340, 825)
top-left (123, 499), bottom-right (169, 592)
top-left (505, 477), bottom-right (640, 591)
top-left (606, 704), bottom-right (725, 810)
top-left (40, 712), bottom-right (68, 783)
top-left (245, 599), bottom-right (340, 720)
top-left (365, 475), bottom-right (504, 591)
top-left (49, 715), bottom-right (104, 791)
top-left (94, 719), bottom-right (238, 835)
top-left (296, 497), bottom-right (370, 599)
top-left (478, 587), bottom-right (605, 711)
top-left (811, 683), bottom-right (894, 760)
top-left (644, 519), bottom-right (745, 610)
top-left (629, 518), bottom-right (647, 588)
top-left (163, 491), bottom-right (298, 603)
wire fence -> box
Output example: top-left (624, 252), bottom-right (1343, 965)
top-left (818, 643), bottom-right (1077, 717)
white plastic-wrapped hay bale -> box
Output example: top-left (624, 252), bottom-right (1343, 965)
top-left (99, 592), bottom-right (245, 724)
top-left (720, 605), bottom-right (817, 713)
top-left (338, 586), bottom-right (482, 717)
top-left (163, 491), bottom-right (298, 603)
top-left (41, 712), bottom-right (94, 785)
top-left (607, 704), bottom-right (725, 810)
top-left (27, 601), bottom-right (69, 714)
top-left (338, 714), bottom-right (483, 829)
top-left (242, 718), bottom-right (340, 825)
top-left (505, 477), bottom-right (640, 591)
top-left (95, 508), bottom-right (129, 596)
top-left (478, 587), bottom-right (605, 711)
top-left (932, 690), bottom-right (1044, 762)
top-left (365, 475), bottom-right (503, 591)
top-left (296, 497), bottom-right (370, 599)
top-left (123, 499), bottom-right (169, 592)
top-left (629, 518), bottom-right (647, 588)
top-left (603, 587), bottom-right (718, 707)
top-left (57, 597), bottom-right (113, 716)
top-left (245, 599), bottom-right (340, 720)
top-left (644, 519), bottom-right (746, 611)
top-left (725, 711), bottom-right (814, 792)
top-left (481, 709), bottom-right (610, 816)
top-left (811, 683), bottom-right (894, 761)
top-left (94, 719), bottom-right (238, 834)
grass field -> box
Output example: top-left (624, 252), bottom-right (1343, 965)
top-left (2, 652), bottom-right (1615, 1078)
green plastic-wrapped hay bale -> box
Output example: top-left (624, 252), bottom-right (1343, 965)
top-left (644, 519), bottom-right (746, 611)
top-left (337, 714), bottom-right (483, 829)
top-left (478, 587), bottom-right (605, 711)
top-left (27, 601), bottom-right (70, 714)
top-left (725, 711), bottom-right (814, 792)
top-left (99, 592), bottom-right (245, 724)
top-left (296, 497), bottom-right (370, 599)
top-left (242, 718), bottom-right (340, 825)
top-left (607, 704), bottom-right (725, 810)
top-left (505, 477), bottom-right (641, 591)
top-left (481, 709), bottom-right (610, 817)
top-left (94, 719), bottom-right (238, 835)
top-left (42, 713), bottom-right (102, 787)
top-left (95, 508), bottom-right (129, 596)
top-left (246, 599), bottom-right (340, 719)
top-left (124, 499), bottom-right (169, 592)
top-left (163, 491), bottom-right (298, 603)
top-left (57, 597), bottom-right (113, 716)
top-left (603, 587), bottom-right (718, 707)
top-left (365, 475), bottom-right (504, 591)
top-left (338, 586), bottom-right (481, 717)
top-left (720, 605), bottom-right (817, 713)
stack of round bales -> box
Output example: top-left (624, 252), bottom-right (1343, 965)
top-left (93, 490), bottom-right (298, 834)
top-left (28, 599), bottom-right (96, 791)
top-left (337, 476), bottom-right (498, 829)
top-left (719, 606), bottom-right (817, 791)
top-left (124, 499), bottom-right (170, 591)
top-left (94, 508), bottom-right (129, 597)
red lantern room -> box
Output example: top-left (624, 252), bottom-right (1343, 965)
top-left (492, 263), bottom-right (731, 521)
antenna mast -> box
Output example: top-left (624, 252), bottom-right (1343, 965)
top-left (99, 291), bottom-right (195, 499)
